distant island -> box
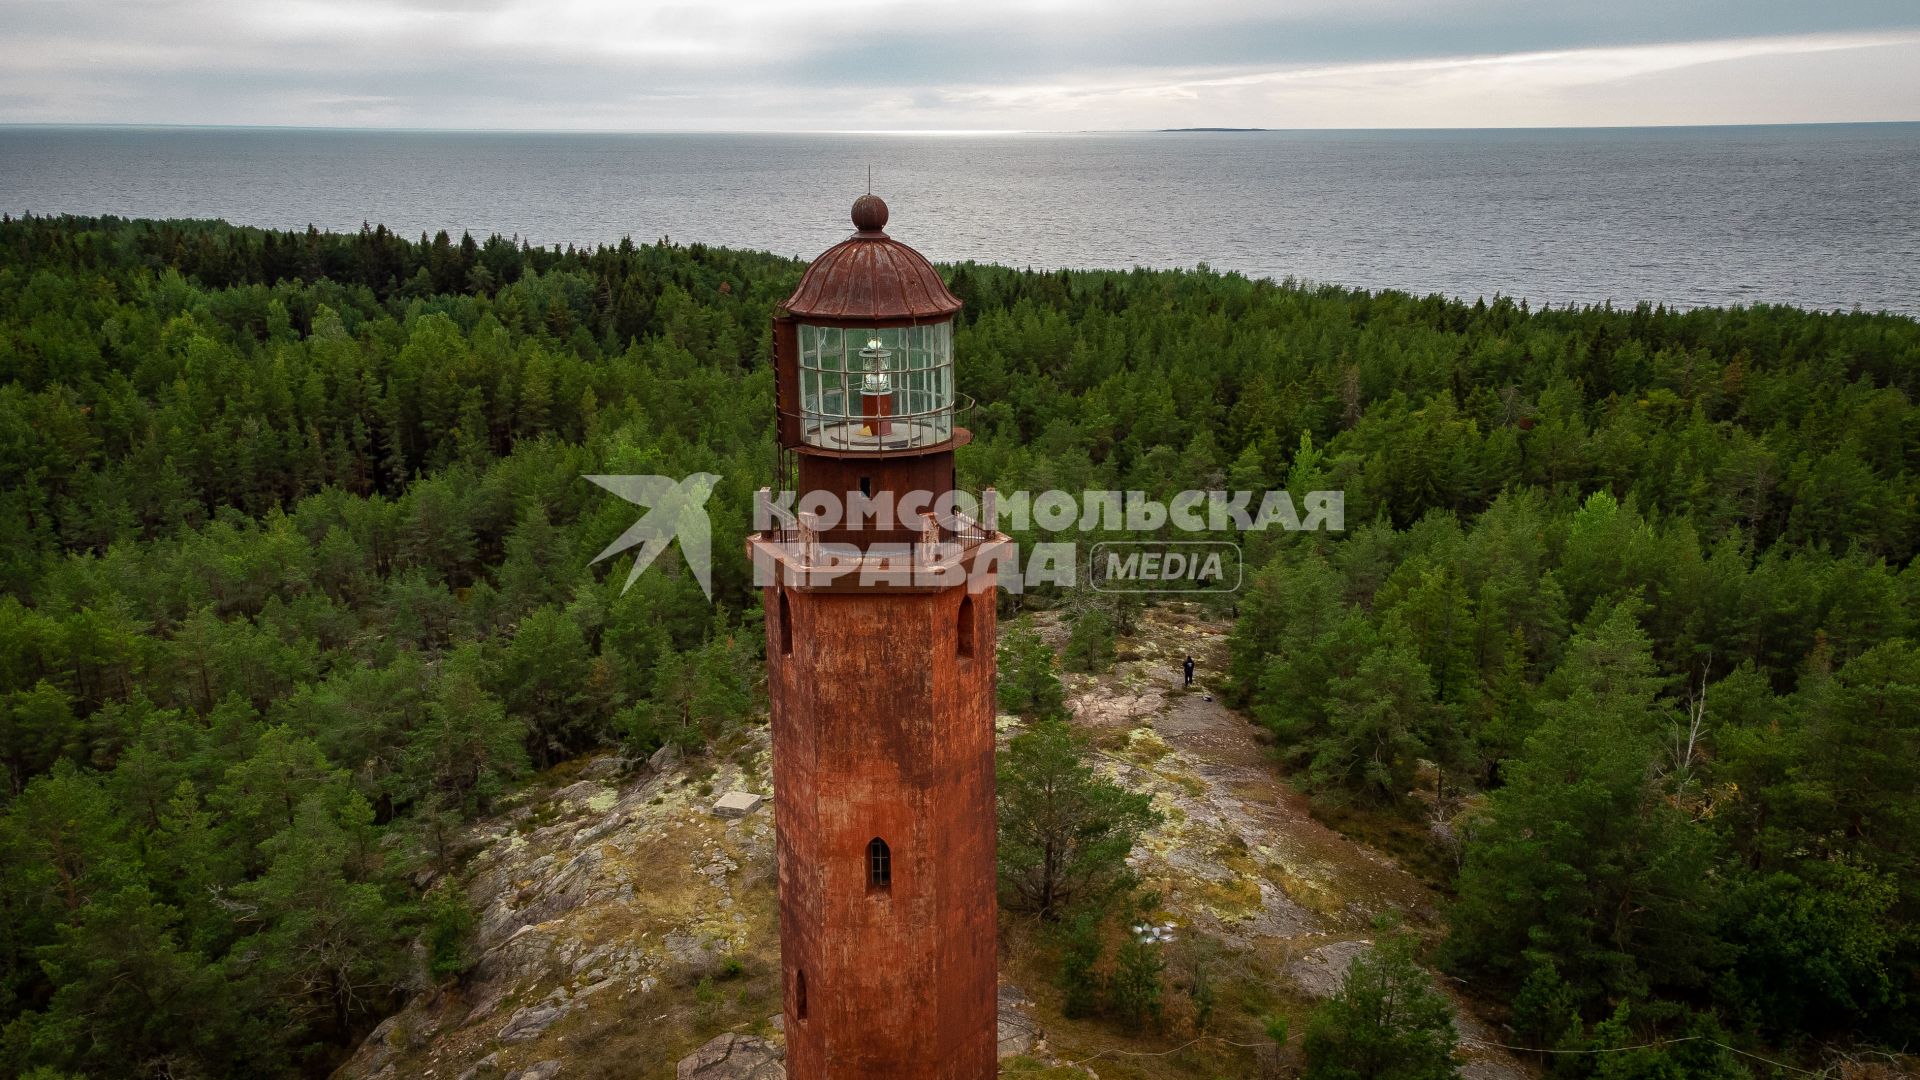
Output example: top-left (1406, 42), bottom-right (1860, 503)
top-left (1159, 126), bottom-right (1269, 132)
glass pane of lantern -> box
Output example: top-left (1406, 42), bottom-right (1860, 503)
top-left (790, 318), bottom-right (960, 448)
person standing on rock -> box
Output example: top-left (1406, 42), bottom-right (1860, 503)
top-left (1183, 655), bottom-right (1196, 687)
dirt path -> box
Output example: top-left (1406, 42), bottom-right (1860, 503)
top-left (1040, 605), bottom-right (1529, 1079)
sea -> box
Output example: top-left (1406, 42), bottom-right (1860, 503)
top-left (2, 124), bottom-right (1917, 315)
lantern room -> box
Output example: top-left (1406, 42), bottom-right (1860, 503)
top-left (775, 194), bottom-right (964, 454)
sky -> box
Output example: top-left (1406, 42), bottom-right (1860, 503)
top-left (2, 0), bottom-right (1918, 131)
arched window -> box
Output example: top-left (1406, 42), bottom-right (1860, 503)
top-left (795, 969), bottom-right (808, 1020)
top-left (779, 590), bottom-right (793, 657)
top-left (956, 595), bottom-right (975, 659)
top-left (867, 837), bottom-right (891, 891)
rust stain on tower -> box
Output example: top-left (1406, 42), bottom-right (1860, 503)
top-left (747, 194), bottom-right (1008, 1079)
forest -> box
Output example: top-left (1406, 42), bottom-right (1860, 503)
top-left (0, 214), bottom-right (1915, 1078)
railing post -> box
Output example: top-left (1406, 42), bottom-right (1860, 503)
top-left (919, 511), bottom-right (942, 564)
top-left (982, 487), bottom-right (998, 533)
top-left (798, 510), bottom-right (820, 568)
top-left (759, 485), bottom-right (801, 541)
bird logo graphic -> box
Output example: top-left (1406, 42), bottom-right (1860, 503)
top-left (585, 473), bottom-right (720, 598)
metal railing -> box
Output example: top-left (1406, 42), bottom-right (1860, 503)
top-left (778, 391), bottom-right (973, 457)
top-left (773, 394), bottom-right (977, 498)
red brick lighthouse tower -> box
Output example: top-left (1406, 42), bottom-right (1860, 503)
top-left (747, 194), bottom-right (1007, 1080)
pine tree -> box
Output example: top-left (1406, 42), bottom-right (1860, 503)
top-left (1302, 928), bottom-right (1459, 1080)
top-left (997, 624), bottom-right (1067, 721)
top-left (997, 719), bottom-right (1159, 919)
top-left (492, 606), bottom-right (593, 768)
top-left (1063, 609), bottom-right (1117, 674)
top-left (406, 653), bottom-right (526, 815)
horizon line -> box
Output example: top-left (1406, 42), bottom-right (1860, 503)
top-left (3, 119), bottom-right (1918, 137)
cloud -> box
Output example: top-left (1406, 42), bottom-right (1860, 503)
top-left (0, 0), bottom-right (1914, 128)
top-left (915, 31), bottom-right (1920, 129)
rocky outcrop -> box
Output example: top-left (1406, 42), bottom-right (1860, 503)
top-left (1029, 605), bottom-right (1531, 1080)
top-left (995, 984), bottom-right (1045, 1060)
top-left (341, 606), bottom-right (1527, 1080)
top-left (334, 732), bottom-right (778, 1080)
top-left (1286, 938), bottom-right (1375, 999)
top-left (675, 1032), bottom-right (784, 1080)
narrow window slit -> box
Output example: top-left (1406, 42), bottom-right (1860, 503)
top-left (778, 590), bottom-right (793, 657)
top-left (957, 595), bottom-right (975, 659)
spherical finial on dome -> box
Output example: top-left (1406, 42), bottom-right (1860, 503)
top-left (851, 193), bottom-right (889, 234)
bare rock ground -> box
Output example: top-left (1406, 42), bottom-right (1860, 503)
top-left (1039, 605), bottom-right (1530, 1079)
top-left (339, 607), bottom-right (1526, 1079)
top-left (336, 734), bottom-right (782, 1080)
top-left (676, 1032), bottom-right (785, 1079)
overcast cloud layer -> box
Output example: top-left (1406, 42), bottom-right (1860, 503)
top-left (3, 0), bottom-right (1917, 130)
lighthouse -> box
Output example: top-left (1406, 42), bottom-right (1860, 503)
top-left (747, 194), bottom-right (1007, 1079)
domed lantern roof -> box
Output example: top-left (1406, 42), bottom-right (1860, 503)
top-left (783, 195), bottom-right (962, 322)
top-left (774, 195), bottom-right (965, 458)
